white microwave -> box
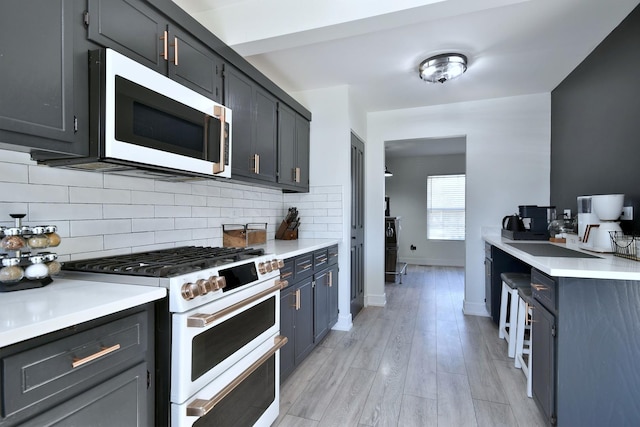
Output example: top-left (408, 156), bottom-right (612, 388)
top-left (40, 48), bottom-right (232, 180)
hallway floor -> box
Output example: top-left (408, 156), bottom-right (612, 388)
top-left (274, 265), bottom-right (547, 426)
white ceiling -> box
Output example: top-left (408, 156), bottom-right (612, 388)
top-left (173, 0), bottom-right (638, 155)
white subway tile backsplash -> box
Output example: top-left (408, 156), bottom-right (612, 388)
top-left (154, 205), bottom-right (192, 218)
top-left (71, 219), bottom-right (132, 237)
top-left (175, 217), bottom-right (208, 230)
top-left (70, 187), bottom-right (131, 204)
top-left (29, 165), bottom-right (103, 188)
top-left (0, 163), bottom-right (28, 183)
top-left (29, 203), bottom-right (103, 221)
top-left (104, 232), bottom-right (155, 250)
top-left (0, 149), bottom-right (344, 257)
top-left (104, 174), bottom-right (155, 191)
top-left (0, 182), bottom-right (68, 203)
top-left (131, 190), bottom-right (175, 205)
top-left (103, 204), bottom-right (155, 219)
top-left (132, 218), bottom-right (175, 232)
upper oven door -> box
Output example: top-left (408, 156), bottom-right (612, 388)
top-left (100, 48), bottom-right (232, 178)
top-left (171, 279), bottom-right (281, 404)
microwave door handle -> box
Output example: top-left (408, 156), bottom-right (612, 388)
top-left (212, 106), bottom-right (226, 174)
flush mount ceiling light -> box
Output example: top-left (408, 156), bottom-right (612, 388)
top-left (419, 53), bottom-right (467, 83)
top-left (385, 166), bottom-right (393, 177)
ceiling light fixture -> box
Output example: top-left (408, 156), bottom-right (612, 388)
top-left (385, 166), bottom-right (393, 177)
top-left (419, 53), bottom-right (467, 83)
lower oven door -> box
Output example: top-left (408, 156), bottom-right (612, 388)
top-left (172, 334), bottom-right (286, 427)
top-left (171, 279), bottom-right (281, 404)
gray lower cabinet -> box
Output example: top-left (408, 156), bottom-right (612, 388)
top-left (280, 277), bottom-right (314, 382)
top-left (280, 245), bottom-right (339, 382)
top-left (0, 0), bottom-right (92, 156)
top-left (0, 304), bottom-right (154, 426)
top-left (225, 65), bottom-right (278, 184)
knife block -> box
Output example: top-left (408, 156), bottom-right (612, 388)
top-left (275, 221), bottom-right (298, 240)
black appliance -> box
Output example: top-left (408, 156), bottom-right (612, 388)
top-left (385, 217), bottom-right (399, 282)
top-left (501, 205), bottom-right (555, 240)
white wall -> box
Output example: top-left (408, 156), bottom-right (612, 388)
top-left (367, 93), bottom-right (551, 316)
top-left (385, 153), bottom-right (465, 267)
top-left (287, 85), bottom-right (357, 330)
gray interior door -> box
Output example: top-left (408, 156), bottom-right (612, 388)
top-left (350, 133), bottom-right (365, 317)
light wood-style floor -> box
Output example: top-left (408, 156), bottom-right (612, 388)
top-left (274, 265), bottom-right (547, 427)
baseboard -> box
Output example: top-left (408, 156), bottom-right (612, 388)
top-left (365, 292), bottom-right (386, 307)
top-left (399, 257), bottom-right (464, 267)
top-left (463, 300), bottom-right (490, 317)
top-left (332, 313), bottom-right (353, 331)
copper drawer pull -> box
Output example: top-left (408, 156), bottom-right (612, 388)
top-left (300, 263), bottom-right (312, 270)
top-left (186, 335), bottom-right (288, 417)
top-left (160, 30), bottom-right (168, 60)
top-left (531, 283), bottom-right (548, 292)
top-left (281, 271), bottom-right (293, 280)
top-left (72, 344), bottom-right (121, 368)
top-left (187, 282), bottom-right (283, 327)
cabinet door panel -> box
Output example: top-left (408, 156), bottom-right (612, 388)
top-left (295, 114), bottom-right (310, 190)
top-left (254, 88), bottom-right (278, 182)
top-left (87, 0), bottom-right (166, 73)
top-left (532, 301), bottom-right (556, 425)
top-left (328, 264), bottom-right (339, 326)
top-left (0, 0), bottom-right (75, 144)
top-left (279, 288), bottom-right (295, 382)
top-left (314, 269), bottom-right (330, 342)
top-left (225, 67), bottom-right (254, 179)
top-left (21, 363), bottom-right (148, 427)
top-left (278, 104), bottom-right (297, 187)
top-left (168, 26), bottom-right (224, 103)
top-left (294, 279), bottom-right (315, 364)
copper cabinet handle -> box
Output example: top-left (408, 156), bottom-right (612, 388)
top-left (328, 270), bottom-right (333, 287)
top-left (212, 106), bottom-right (226, 174)
top-left (281, 271), bottom-right (293, 280)
top-left (172, 36), bottom-right (178, 65)
top-left (293, 167), bottom-right (301, 183)
top-left (252, 154), bottom-right (260, 174)
top-left (187, 282), bottom-right (283, 327)
top-left (186, 335), bottom-right (288, 417)
top-left (300, 263), bottom-right (312, 270)
top-left (531, 283), bottom-right (547, 292)
top-left (295, 289), bottom-right (301, 310)
top-left (72, 344), bottom-right (121, 368)
top-left (160, 30), bottom-right (168, 60)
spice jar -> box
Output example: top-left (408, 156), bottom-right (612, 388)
top-left (0, 258), bottom-right (24, 283)
top-left (43, 253), bottom-right (61, 276)
top-left (25, 255), bottom-right (49, 280)
top-left (44, 225), bottom-right (61, 247)
top-left (1, 228), bottom-right (26, 251)
top-left (27, 226), bottom-right (50, 249)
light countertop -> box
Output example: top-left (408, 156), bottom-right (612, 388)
top-left (256, 238), bottom-right (340, 259)
top-left (0, 279), bottom-right (166, 347)
top-left (484, 234), bottom-right (640, 280)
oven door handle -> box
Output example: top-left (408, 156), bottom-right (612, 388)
top-left (187, 280), bottom-right (287, 327)
top-left (186, 335), bottom-right (288, 417)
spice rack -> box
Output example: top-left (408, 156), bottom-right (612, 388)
top-left (0, 214), bottom-right (62, 292)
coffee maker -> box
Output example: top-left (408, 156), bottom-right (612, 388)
top-left (501, 205), bottom-right (556, 240)
top-left (579, 194), bottom-right (624, 252)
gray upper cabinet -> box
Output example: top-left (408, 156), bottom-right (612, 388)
top-left (278, 104), bottom-right (310, 192)
top-left (87, 0), bottom-right (224, 102)
top-left (0, 0), bottom-right (91, 156)
top-left (225, 66), bottom-right (278, 183)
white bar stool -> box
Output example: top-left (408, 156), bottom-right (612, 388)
top-left (515, 285), bottom-right (534, 397)
top-left (498, 272), bottom-right (531, 358)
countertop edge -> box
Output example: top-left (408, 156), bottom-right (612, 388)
top-left (257, 238), bottom-right (341, 259)
top-left (484, 234), bottom-right (640, 280)
top-left (0, 281), bottom-right (166, 348)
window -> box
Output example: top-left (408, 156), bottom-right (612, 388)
top-left (427, 174), bottom-right (465, 240)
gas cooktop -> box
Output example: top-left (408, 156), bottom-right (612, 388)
top-left (62, 246), bottom-right (265, 277)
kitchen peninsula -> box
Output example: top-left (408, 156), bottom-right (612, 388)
top-left (484, 234), bottom-right (640, 427)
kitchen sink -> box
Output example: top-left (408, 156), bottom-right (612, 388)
top-left (507, 242), bottom-right (601, 258)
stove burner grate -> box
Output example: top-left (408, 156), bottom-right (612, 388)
top-left (62, 246), bottom-right (265, 277)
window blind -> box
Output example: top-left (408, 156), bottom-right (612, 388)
top-left (427, 174), bottom-right (465, 240)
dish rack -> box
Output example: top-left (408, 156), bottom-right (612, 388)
top-left (609, 231), bottom-right (640, 261)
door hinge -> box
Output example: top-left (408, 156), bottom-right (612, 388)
top-left (73, 116), bottom-right (78, 133)
top-left (83, 11), bottom-right (89, 27)
top-left (551, 324), bottom-right (557, 338)
top-left (147, 370), bottom-right (151, 389)
top-left (312, 280), bottom-right (315, 288)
